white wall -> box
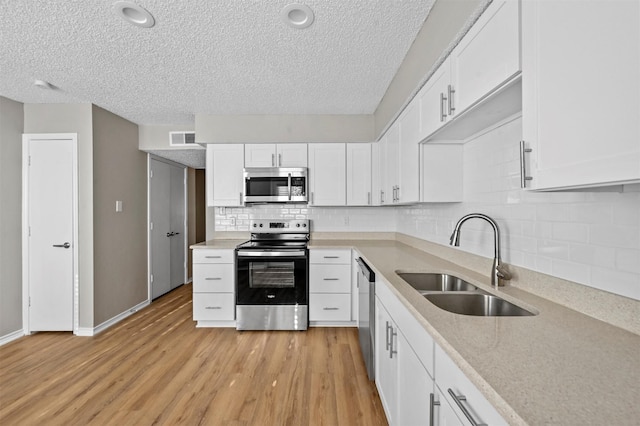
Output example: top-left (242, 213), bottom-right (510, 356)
top-left (398, 116), bottom-right (640, 301)
top-left (0, 96), bottom-right (24, 336)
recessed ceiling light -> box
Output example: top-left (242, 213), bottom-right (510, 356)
top-left (112, 1), bottom-right (155, 28)
top-left (34, 79), bottom-right (54, 90)
top-left (281, 4), bottom-right (314, 29)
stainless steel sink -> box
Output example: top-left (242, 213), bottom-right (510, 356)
top-left (396, 272), bottom-right (478, 293)
top-left (424, 293), bottom-right (536, 317)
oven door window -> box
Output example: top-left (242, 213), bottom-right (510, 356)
top-left (249, 262), bottom-right (295, 288)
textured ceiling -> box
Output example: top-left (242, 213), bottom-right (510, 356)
top-left (0, 0), bottom-right (435, 126)
top-left (147, 149), bottom-right (205, 169)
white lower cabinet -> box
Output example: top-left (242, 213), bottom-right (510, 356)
top-left (374, 275), bottom-right (506, 426)
top-left (309, 248), bottom-right (353, 324)
top-left (192, 248), bottom-right (235, 327)
top-left (375, 293), bottom-right (434, 425)
top-left (435, 344), bottom-right (507, 426)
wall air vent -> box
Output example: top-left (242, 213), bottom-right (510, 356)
top-left (169, 131), bottom-right (202, 148)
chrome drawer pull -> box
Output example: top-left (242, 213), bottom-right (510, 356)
top-left (205, 277), bottom-right (222, 280)
top-left (519, 140), bottom-right (533, 188)
top-left (323, 256), bottom-right (339, 259)
top-left (447, 389), bottom-right (487, 426)
top-left (322, 307), bottom-right (339, 311)
top-left (205, 306), bottom-right (222, 310)
top-left (205, 256), bottom-right (222, 259)
top-left (323, 278), bottom-right (339, 281)
top-left (429, 393), bottom-right (440, 426)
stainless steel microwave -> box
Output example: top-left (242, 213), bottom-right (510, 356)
top-left (243, 167), bottom-right (308, 204)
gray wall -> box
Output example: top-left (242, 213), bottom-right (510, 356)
top-left (92, 106), bottom-right (147, 325)
top-left (23, 103), bottom-right (95, 329)
top-left (0, 96), bottom-right (24, 336)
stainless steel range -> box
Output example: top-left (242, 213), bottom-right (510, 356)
top-left (235, 219), bottom-right (309, 330)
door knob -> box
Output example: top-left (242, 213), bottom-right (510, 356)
top-left (53, 242), bottom-right (71, 249)
top-left (166, 232), bottom-right (174, 237)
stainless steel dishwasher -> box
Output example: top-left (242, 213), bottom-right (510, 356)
top-left (356, 257), bottom-right (375, 380)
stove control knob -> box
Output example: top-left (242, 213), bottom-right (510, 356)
top-left (253, 223), bottom-right (257, 227)
top-left (259, 223), bottom-right (263, 227)
top-left (303, 223), bottom-right (307, 227)
top-left (296, 223), bottom-right (300, 227)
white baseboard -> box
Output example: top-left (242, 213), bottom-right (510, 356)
top-left (76, 299), bottom-right (151, 337)
top-left (0, 329), bottom-right (25, 346)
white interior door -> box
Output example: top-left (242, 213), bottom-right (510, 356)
top-left (149, 157), bottom-right (186, 300)
top-left (24, 135), bottom-right (75, 331)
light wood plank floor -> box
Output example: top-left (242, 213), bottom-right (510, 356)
top-left (0, 284), bottom-right (387, 425)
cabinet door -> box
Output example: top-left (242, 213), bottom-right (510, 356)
top-left (371, 142), bottom-right (382, 205)
top-left (434, 387), bottom-right (464, 426)
top-left (276, 143), bottom-right (308, 167)
top-left (308, 144), bottom-right (346, 206)
top-left (207, 144), bottom-right (244, 206)
top-left (378, 136), bottom-right (389, 205)
top-left (398, 101), bottom-right (421, 204)
top-left (419, 60), bottom-right (452, 140)
top-left (375, 298), bottom-right (397, 423)
top-left (522, 0), bottom-right (640, 189)
top-left (244, 144), bottom-right (276, 167)
top-left (384, 123), bottom-right (400, 204)
top-left (421, 144), bottom-right (463, 202)
top-left (449, 0), bottom-right (520, 115)
top-left (346, 143), bottom-right (372, 206)
top-left (396, 330), bottom-right (433, 426)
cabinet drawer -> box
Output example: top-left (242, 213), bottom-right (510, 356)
top-left (309, 249), bottom-right (351, 264)
top-left (193, 264), bottom-right (234, 292)
top-left (193, 249), bottom-right (234, 264)
top-left (309, 264), bottom-right (351, 293)
top-left (435, 344), bottom-right (505, 426)
top-left (309, 293), bottom-right (351, 321)
top-left (193, 293), bottom-right (235, 321)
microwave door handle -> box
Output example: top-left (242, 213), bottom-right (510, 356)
top-left (288, 173), bottom-right (292, 201)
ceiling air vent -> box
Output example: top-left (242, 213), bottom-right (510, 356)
top-left (169, 131), bottom-right (201, 148)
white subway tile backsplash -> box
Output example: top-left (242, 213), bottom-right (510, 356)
top-left (206, 116), bottom-right (639, 301)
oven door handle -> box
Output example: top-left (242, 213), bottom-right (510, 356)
top-left (237, 250), bottom-right (307, 257)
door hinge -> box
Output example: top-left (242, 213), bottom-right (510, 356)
top-left (150, 222), bottom-right (154, 230)
top-left (150, 170), bottom-right (153, 178)
top-left (150, 274), bottom-right (154, 283)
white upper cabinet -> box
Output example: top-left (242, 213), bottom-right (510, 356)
top-left (308, 143), bottom-right (346, 206)
top-left (398, 101), bottom-right (421, 204)
top-left (383, 123), bottom-right (400, 204)
top-left (371, 142), bottom-right (382, 206)
top-left (346, 143), bottom-right (373, 206)
top-left (206, 144), bottom-right (245, 206)
top-left (521, 0), bottom-right (640, 190)
top-left (419, 59), bottom-right (453, 140)
top-left (244, 143), bottom-right (307, 167)
top-left (419, 0), bottom-right (521, 142)
top-left (449, 0), bottom-right (520, 115)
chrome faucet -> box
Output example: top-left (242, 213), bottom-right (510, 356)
top-left (449, 213), bottom-right (511, 288)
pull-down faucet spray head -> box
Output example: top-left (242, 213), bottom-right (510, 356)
top-left (449, 229), bottom-right (461, 246)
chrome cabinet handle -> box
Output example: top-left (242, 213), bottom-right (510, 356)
top-left (447, 389), bottom-right (487, 426)
top-left (385, 321), bottom-right (391, 351)
top-left (389, 327), bottom-right (397, 359)
top-left (239, 192), bottom-right (243, 205)
top-left (205, 306), bottom-right (222, 310)
top-left (429, 393), bottom-right (440, 426)
top-left (367, 191), bottom-right (371, 205)
top-left (205, 256), bottom-right (221, 259)
top-left (271, 153), bottom-right (275, 167)
top-left (205, 277), bottom-right (222, 280)
top-left (310, 191), bottom-right (314, 205)
top-left (440, 92), bottom-right (447, 122)
top-left (323, 256), bottom-right (339, 259)
top-left (380, 190), bottom-right (384, 204)
top-left (53, 242), bottom-right (71, 249)
top-left (323, 307), bottom-right (339, 311)
top-left (519, 140), bottom-right (533, 188)
top-left (323, 278), bottom-right (339, 281)
top-left (396, 186), bottom-right (400, 202)
top-left (448, 84), bottom-right (455, 115)
top-left (278, 153), bottom-right (282, 166)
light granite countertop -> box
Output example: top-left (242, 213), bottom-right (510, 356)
top-left (192, 237), bottom-right (639, 424)
top-left (310, 239), bottom-right (640, 426)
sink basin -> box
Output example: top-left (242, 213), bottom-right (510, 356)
top-left (424, 293), bottom-right (536, 317)
top-left (397, 272), bottom-right (478, 292)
